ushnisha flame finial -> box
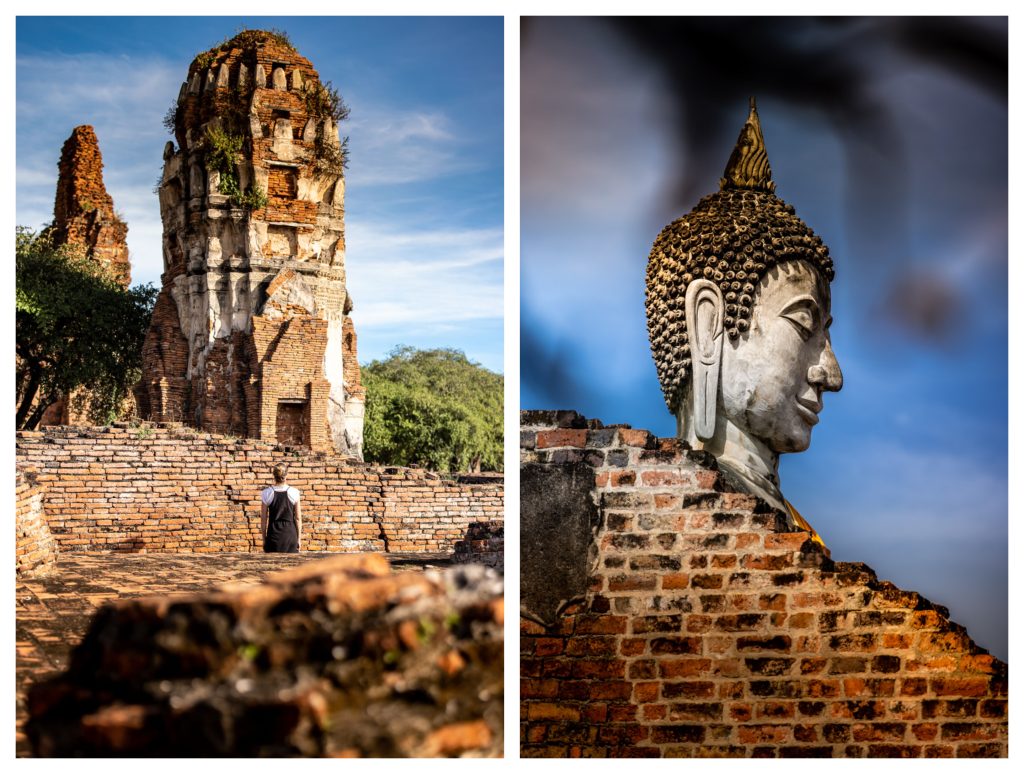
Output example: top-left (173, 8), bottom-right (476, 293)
top-left (720, 96), bottom-right (776, 193)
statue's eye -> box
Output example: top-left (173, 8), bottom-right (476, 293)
top-left (781, 307), bottom-right (816, 340)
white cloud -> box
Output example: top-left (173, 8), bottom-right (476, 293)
top-left (14, 165), bottom-right (58, 189)
top-left (345, 221), bottom-right (503, 329)
top-left (16, 53), bottom-right (180, 141)
top-left (363, 111), bottom-right (454, 143)
top-left (348, 223), bottom-right (502, 270)
top-left (345, 104), bottom-right (477, 187)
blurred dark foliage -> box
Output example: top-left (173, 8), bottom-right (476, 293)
top-left (521, 17), bottom-right (1006, 352)
top-left (525, 17), bottom-right (1004, 211)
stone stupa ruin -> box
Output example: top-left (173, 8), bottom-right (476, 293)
top-left (137, 30), bottom-right (364, 457)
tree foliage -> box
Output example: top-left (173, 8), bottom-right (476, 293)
top-left (15, 228), bottom-right (157, 429)
top-left (362, 347), bottom-right (503, 474)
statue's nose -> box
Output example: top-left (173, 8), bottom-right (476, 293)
top-left (808, 341), bottom-right (843, 392)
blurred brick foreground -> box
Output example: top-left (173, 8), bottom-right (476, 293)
top-left (22, 553), bottom-right (502, 757)
top-left (520, 411), bottom-right (1007, 758)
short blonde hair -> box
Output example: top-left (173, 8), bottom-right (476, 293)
top-left (272, 463), bottom-right (288, 484)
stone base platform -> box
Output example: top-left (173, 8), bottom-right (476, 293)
top-left (16, 551), bottom-right (449, 756)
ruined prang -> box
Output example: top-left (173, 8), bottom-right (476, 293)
top-left (137, 30), bottom-right (364, 457)
top-left (44, 125), bottom-right (130, 287)
top-left (37, 125), bottom-right (131, 427)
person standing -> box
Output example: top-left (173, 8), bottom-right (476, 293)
top-left (261, 463), bottom-right (302, 553)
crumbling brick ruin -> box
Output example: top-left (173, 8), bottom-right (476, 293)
top-left (16, 422), bottom-right (506, 756)
top-left (44, 125), bottom-right (130, 287)
top-left (27, 555), bottom-right (504, 757)
top-left (36, 125), bottom-right (131, 427)
top-left (16, 466), bottom-right (57, 576)
top-left (453, 521), bottom-right (505, 572)
top-left (138, 30), bottom-right (364, 457)
top-left (520, 412), bottom-right (1007, 758)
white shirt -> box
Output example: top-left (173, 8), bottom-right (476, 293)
top-left (262, 485), bottom-right (300, 506)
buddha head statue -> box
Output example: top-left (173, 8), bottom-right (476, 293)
top-left (645, 98), bottom-right (842, 512)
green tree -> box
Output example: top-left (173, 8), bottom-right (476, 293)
top-left (362, 346), bottom-right (503, 473)
top-left (15, 228), bottom-right (157, 429)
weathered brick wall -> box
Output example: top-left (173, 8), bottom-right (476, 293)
top-left (520, 411), bottom-right (1007, 758)
top-left (453, 520), bottom-right (505, 572)
top-left (15, 466), bottom-right (58, 575)
top-left (342, 316), bottom-right (363, 396)
top-left (15, 424), bottom-right (502, 555)
top-left (248, 316), bottom-right (331, 451)
top-left (136, 290), bottom-right (190, 423)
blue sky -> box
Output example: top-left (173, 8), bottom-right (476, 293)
top-left (16, 16), bottom-right (504, 373)
top-left (522, 18), bottom-right (1008, 660)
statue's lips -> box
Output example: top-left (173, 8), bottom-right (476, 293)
top-left (795, 400), bottom-right (821, 426)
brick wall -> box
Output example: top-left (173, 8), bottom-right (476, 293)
top-left (249, 316), bottom-right (331, 450)
top-left (453, 520), bottom-right (504, 572)
top-left (342, 316), bottom-right (363, 395)
top-left (137, 290), bottom-right (190, 422)
top-left (15, 424), bottom-right (503, 555)
top-left (267, 165), bottom-right (298, 199)
top-left (16, 466), bottom-right (58, 575)
top-left (520, 411), bottom-right (1007, 758)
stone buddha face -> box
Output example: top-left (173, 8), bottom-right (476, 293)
top-left (719, 259), bottom-right (842, 455)
top-left (646, 99), bottom-right (842, 509)
top-left (680, 257), bottom-right (842, 494)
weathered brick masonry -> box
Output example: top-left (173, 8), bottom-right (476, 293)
top-left (16, 424), bottom-right (502, 555)
top-left (520, 411), bottom-right (1007, 758)
top-left (453, 520), bottom-right (504, 572)
top-left (44, 125), bottom-right (130, 287)
top-left (16, 466), bottom-right (58, 575)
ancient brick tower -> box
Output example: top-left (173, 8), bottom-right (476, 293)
top-left (38, 125), bottom-right (131, 426)
top-left (137, 30), bottom-right (365, 457)
top-left (46, 125), bottom-right (130, 287)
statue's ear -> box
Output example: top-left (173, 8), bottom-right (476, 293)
top-left (685, 279), bottom-right (725, 440)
